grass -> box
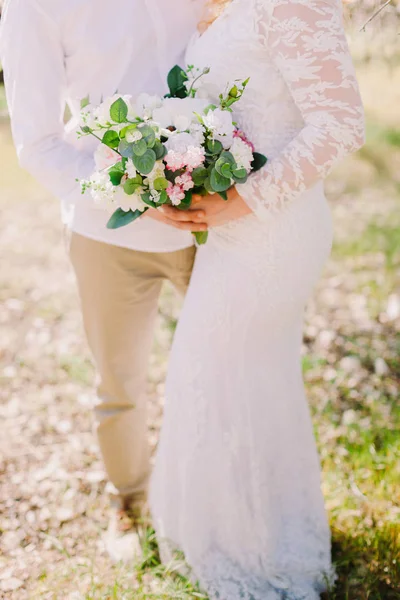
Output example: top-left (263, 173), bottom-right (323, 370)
top-left (0, 58), bottom-right (400, 599)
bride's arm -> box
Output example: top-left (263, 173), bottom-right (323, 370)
top-left (239, 0), bottom-right (365, 217)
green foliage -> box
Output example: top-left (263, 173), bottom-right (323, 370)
top-left (110, 97), bottom-right (128, 123)
top-left (167, 65), bottom-right (189, 99)
top-left (251, 152), bottom-right (268, 172)
top-left (133, 149), bottom-right (156, 175)
top-left (102, 130), bottom-right (120, 149)
top-left (106, 207), bottom-right (147, 229)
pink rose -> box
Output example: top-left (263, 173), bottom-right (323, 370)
top-left (94, 144), bottom-right (120, 171)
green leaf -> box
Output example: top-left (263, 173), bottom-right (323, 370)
top-left (167, 65), bottom-right (189, 99)
top-left (233, 168), bottom-right (248, 179)
top-left (207, 139), bottom-right (223, 155)
top-left (177, 190), bottom-right (192, 210)
top-left (119, 140), bottom-right (134, 158)
top-left (132, 139), bottom-right (148, 156)
top-left (158, 190), bottom-right (169, 204)
top-left (141, 192), bottom-right (157, 208)
top-left (80, 95), bottom-right (90, 109)
top-left (193, 231), bottom-right (209, 245)
top-left (210, 168), bottom-right (231, 192)
top-left (204, 176), bottom-right (213, 194)
top-left (251, 152), bottom-right (268, 172)
top-left (102, 130), bottom-right (120, 149)
top-left (110, 98), bottom-right (128, 123)
top-left (124, 177), bottom-right (143, 195)
top-left (133, 149), bottom-right (156, 175)
top-left (153, 177), bottom-right (169, 191)
top-left (120, 124), bottom-right (138, 139)
top-left (220, 163), bottom-right (233, 179)
top-left (109, 168), bottom-right (124, 186)
top-left (106, 208), bottom-right (147, 229)
top-left (218, 191), bottom-right (228, 201)
top-left (138, 125), bottom-right (156, 147)
top-left (215, 153), bottom-right (236, 177)
top-left (191, 167), bottom-right (208, 186)
top-left (153, 140), bottom-right (167, 160)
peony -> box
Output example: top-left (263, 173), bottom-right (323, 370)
top-left (153, 97), bottom-right (209, 131)
top-left (94, 144), bottom-right (120, 171)
top-left (230, 137), bottom-right (254, 173)
top-left (165, 132), bottom-right (198, 155)
top-left (202, 108), bottom-right (234, 149)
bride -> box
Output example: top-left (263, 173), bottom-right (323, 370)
top-left (150, 0), bottom-right (365, 598)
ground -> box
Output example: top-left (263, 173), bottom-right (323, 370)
top-left (0, 61), bottom-right (399, 599)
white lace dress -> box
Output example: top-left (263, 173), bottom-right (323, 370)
top-left (149, 1), bottom-right (365, 598)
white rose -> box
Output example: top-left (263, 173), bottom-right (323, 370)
top-left (165, 132), bottom-right (198, 154)
top-left (153, 97), bottom-right (210, 130)
top-left (202, 108), bottom-right (234, 149)
top-left (135, 93), bottom-right (163, 119)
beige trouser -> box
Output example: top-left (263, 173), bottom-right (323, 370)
top-left (69, 232), bottom-right (196, 507)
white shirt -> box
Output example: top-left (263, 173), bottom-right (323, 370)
top-left (0, 0), bottom-right (204, 252)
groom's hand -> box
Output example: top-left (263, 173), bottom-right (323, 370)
top-left (146, 207), bottom-right (208, 232)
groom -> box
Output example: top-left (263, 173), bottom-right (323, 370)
top-left (0, 0), bottom-right (206, 560)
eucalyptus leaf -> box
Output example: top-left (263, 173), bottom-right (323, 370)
top-left (119, 140), bottom-right (134, 158)
top-left (153, 177), bottom-right (169, 191)
top-left (133, 149), bottom-right (156, 175)
top-left (210, 168), bottom-right (231, 192)
top-left (107, 208), bottom-right (147, 229)
top-left (141, 192), bottom-right (157, 208)
top-left (191, 167), bottom-right (208, 186)
top-left (124, 178), bottom-right (142, 195)
top-left (207, 139), bottom-right (223, 155)
top-left (132, 139), bottom-right (148, 156)
top-left (153, 140), bottom-right (167, 160)
top-left (109, 169), bottom-right (124, 186)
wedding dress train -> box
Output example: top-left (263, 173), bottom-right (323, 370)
top-left (150, 1), bottom-right (365, 598)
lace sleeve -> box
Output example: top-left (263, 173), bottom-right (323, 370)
top-left (239, 0), bottom-right (365, 217)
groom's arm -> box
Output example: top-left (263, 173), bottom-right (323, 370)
top-left (0, 0), bottom-right (94, 205)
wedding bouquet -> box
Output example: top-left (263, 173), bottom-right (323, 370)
top-left (79, 65), bottom-right (267, 244)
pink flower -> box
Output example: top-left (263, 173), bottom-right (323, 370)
top-left (184, 146), bottom-right (206, 171)
top-left (233, 129), bottom-right (255, 152)
top-left (167, 183), bottom-right (186, 206)
top-left (165, 150), bottom-right (186, 172)
top-left (175, 172), bottom-right (194, 192)
top-left (94, 144), bottom-right (120, 171)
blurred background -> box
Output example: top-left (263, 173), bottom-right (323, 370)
top-left (0, 2), bottom-right (399, 599)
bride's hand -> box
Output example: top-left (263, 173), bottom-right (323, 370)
top-left (145, 207), bottom-right (208, 232)
top-left (162, 187), bottom-right (252, 228)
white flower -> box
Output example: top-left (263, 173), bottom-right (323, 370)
top-left (188, 122), bottom-right (205, 146)
top-left (202, 108), bottom-right (234, 149)
top-left (94, 144), bottom-right (120, 171)
top-left (230, 137), bottom-right (254, 173)
top-left (79, 104), bottom-right (97, 130)
top-left (135, 93), bottom-right (163, 119)
top-left (165, 132), bottom-right (199, 154)
top-left (126, 159), bottom-right (137, 179)
top-left (153, 97), bottom-right (209, 130)
top-left (184, 146), bottom-right (206, 170)
top-left (88, 171), bottom-right (116, 211)
top-left (144, 162), bottom-right (166, 187)
top-left (114, 186), bottom-right (147, 213)
top-left (126, 129), bottom-right (143, 143)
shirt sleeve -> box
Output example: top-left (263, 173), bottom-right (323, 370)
top-left (239, 0), bottom-right (366, 217)
top-left (0, 0), bottom-right (94, 203)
